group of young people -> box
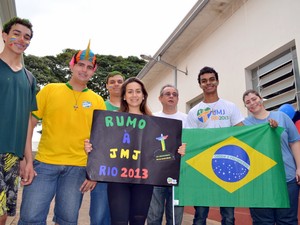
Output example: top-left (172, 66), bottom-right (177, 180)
top-left (0, 16), bottom-right (185, 225)
top-left (1, 16), bottom-right (300, 225)
top-left (84, 76), bottom-right (187, 225)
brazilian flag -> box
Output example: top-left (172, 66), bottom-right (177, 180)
top-left (175, 123), bottom-right (289, 207)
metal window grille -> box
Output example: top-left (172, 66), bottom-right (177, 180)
top-left (252, 47), bottom-right (300, 110)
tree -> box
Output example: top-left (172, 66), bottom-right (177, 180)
top-left (91, 54), bottom-right (146, 99)
top-left (24, 50), bottom-right (146, 100)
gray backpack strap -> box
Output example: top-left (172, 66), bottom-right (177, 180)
top-left (24, 68), bottom-right (34, 86)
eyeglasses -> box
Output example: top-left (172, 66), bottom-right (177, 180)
top-left (163, 92), bottom-right (178, 97)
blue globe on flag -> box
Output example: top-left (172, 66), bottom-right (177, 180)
top-left (212, 145), bottom-right (250, 182)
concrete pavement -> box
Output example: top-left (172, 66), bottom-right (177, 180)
top-left (7, 187), bottom-right (220, 225)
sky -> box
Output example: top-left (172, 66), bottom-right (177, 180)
top-left (15, 0), bottom-right (198, 58)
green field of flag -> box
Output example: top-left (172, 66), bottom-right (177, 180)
top-left (175, 123), bottom-right (289, 208)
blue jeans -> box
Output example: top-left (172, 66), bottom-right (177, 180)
top-left (18, 160), bottom-right (86, 225)
top-left (90, 182), bottom-right (111, 225)
top-left (250, 178), bottom-right (299, 225)
top-left (147, 186), bottom-right (184, 225)
top-left (193, 206), bottom-right (234, 225)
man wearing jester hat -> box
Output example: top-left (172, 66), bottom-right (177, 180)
top-left (18, 42), bottom-right (106, 225)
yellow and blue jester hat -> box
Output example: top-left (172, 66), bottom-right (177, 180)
top-left (69, 40), bottom-right (97, 71)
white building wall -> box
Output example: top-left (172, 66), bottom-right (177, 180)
top-left (0, 0), bottom-right (17, 52)
top-left (0, 21), bottom-right (4, 52)
top-left (145, 0), bottom-right (300, 117)
top-left (146, 68), bottom-right (178, 113)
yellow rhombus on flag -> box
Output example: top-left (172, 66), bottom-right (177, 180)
top-left (186, 136), bottom-right (277, 193)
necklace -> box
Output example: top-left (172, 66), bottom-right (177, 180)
top-left (204, 99), bottom-right (219, 113)
top-left (72, 91), bottom-right (83, 111)
top-left (199, 100), bottom-right (220, 128)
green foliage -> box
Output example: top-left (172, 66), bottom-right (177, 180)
top-left (24, 50), bottom-right (146, 100)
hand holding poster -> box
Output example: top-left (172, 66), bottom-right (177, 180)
top-left (86, 110), bottom-right (183, 186)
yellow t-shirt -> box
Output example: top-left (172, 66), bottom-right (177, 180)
top-left (33, 83), bottom-right (106, 166)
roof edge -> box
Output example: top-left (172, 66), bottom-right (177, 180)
top-left (137, 0), bottom-right (209, 79)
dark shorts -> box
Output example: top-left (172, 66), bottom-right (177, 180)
top-left (0, 153), bottom-right (20, 216)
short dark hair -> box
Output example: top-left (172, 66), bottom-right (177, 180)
top-left (197, 66), bottom-right (219, 84)
top-left (2, 17), bottom-right (33, 39)
top-left (242, 89), bottom-right (262, 103)
top-left (106, 71), bottom-right (125, 84)
top-left (159, 84), bottom-right (178, 96)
